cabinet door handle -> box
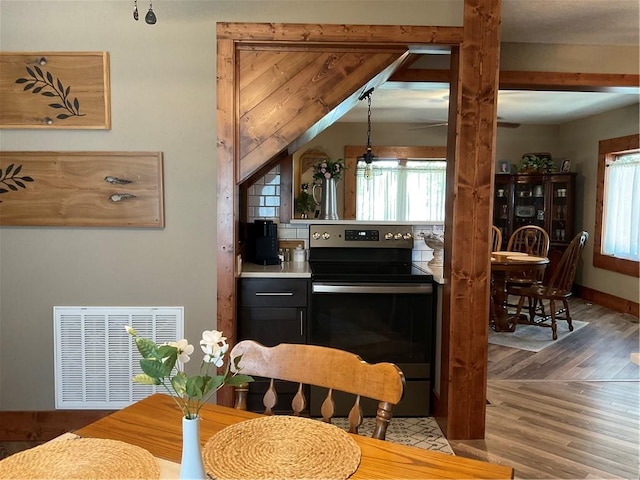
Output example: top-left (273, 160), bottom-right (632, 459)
top-left (254, 292), bottom-right (294, 296)
top-left (299, 310), bottom-right (304, 336)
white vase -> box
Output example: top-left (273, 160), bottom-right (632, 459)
top-left (424, 235), bottom-right (445, 267)
top-left (180, 415), bottom-right (206, 480)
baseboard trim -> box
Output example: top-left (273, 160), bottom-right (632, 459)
top-left (0, 410), bottom-right (113, 441)
top-left (575, 284), bottom-right (639, 318)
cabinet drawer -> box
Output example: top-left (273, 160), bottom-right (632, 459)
top-left (239, 279), bottom-right (308, 307)
top-left (238, 307), bottom-right (306, 345)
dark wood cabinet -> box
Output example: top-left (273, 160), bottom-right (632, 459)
top-left (238, 278), bottom-right (307, 344)
top-left (494, 172), bottom-right (576, 278)
top-left (237, 277), bottom-right (309, 413)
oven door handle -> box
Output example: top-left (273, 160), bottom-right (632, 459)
top-left (312, 283), bottom-right (433, 294)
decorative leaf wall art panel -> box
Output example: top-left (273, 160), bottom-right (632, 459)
top-left (0, 52), bottom-right (110, 129)
top-left (0, 152), bottom-right (164, 227)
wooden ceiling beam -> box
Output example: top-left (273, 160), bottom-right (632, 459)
top-left (387, 68), bottom-right (640, 92)
top-left (217, 23), bottom-right (464, 45)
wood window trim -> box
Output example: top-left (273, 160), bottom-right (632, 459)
top-left (343, 145), bottom-right (447, 219)
top-left (594, 133), bottom-right (640, 277)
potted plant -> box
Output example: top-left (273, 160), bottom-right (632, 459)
top-left (295, 183), bottom-right (317, 218)
top-left (518, 153), bottom-right (556, 173)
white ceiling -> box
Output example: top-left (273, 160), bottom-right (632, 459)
top-left (340, 0), bottom-right (639, 125)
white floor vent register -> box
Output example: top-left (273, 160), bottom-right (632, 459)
top-left (54, 306), bottom-right (184, 409)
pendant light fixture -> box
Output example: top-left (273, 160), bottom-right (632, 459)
top-left (357, 87), bottom-right (378, 180)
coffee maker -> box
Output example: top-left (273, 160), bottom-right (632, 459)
top-left (247, 220), bottom-right (280, 265)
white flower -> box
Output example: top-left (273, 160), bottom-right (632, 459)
top-left (125, 325), bottom-right (137, 336)
top-left (200, 330), bottom-right (229, 367)
top-left (169, 339), bottom-right (194, 365)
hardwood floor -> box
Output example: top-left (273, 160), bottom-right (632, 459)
top-left (1, 298), bottom-right (637, 478)
top-left (450, 297), bottom-right (640, 479)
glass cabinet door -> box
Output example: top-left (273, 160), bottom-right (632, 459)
top-left (493, 176), bottom-right (512, 248)
top-left (493, 172), bottom-right (576, 254)
top-left (549, 174), bottom-right (574, 244)
top-left (513, 175), bottom-right (545, 231)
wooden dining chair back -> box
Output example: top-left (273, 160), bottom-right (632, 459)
top-left (505, 225), bottom-right (551, 292)
top-left (229, 340), bottom-right (405, 440)
top-left (507, 225), bottom-right (550, 257)
top-left (491, 225), bottom-right (502, 251)
top-left (512, 231), bottom-right (589, 339)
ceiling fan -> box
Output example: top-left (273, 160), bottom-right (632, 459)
top-left (409, 117), bottom-right (521, 130)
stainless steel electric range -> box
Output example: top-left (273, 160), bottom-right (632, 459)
top-left (307, 224), bottom-right (435, 416)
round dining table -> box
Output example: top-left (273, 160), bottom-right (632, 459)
top-left (490, 253), bottom-right (549, 332)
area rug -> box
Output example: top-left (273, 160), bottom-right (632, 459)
top-left (332, 417), bottom-right (454, 455)
top-left (488, 320), bottom-right (589, 352)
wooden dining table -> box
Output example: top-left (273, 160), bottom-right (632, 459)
top-left (490, 253), bottom-right (549, 332)
top-left (74, 393), bottom-right (513, 479)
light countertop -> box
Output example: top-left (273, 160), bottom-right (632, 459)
top-left (240, 261), bottom-right (312, 278)
top-left (240, 260), bottom-right (444, 284)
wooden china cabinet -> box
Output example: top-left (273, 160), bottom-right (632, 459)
top-left (493, 172), bottom-right (576, 276)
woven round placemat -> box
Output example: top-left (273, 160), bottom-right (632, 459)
top-left (203, 415), bottom-right (361, 480)
top-left (0, 437), bottom-right (160, 480)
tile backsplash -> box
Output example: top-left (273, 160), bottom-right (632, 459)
top-left (246, 165), bottom-right (443, 262)
top-left (247, 165), bottom-right (281, 222)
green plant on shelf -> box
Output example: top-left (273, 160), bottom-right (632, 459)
top-left (295, 183), bottom-right (317, 218)
top-left (518, 154), bottom-right (556, 173)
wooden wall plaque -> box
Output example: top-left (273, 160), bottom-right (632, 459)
top-left (0, 152), bottom-right (164, 227)
top-left (0, 52), bottom-right (110, 129)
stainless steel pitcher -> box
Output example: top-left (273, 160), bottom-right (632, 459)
top-left (312, 178), bottom-right (339, 220)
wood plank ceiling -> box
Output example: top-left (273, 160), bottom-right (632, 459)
top-left (217, 0), bottom-right (502, 440)
top-left (237, 47), bottom-right (410, 181)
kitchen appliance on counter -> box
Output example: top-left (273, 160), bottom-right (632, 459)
top-left (247, 219), bottom-right (280, 265)
top-left (307, 223), bottom-right (435, 416)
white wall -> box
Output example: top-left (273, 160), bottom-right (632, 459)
top-left (1, 0), bottom-right (637, 410)
top-left (0, 0), bottom-right (464, 410)
top-left (557, 103), bottom-right (640, 302)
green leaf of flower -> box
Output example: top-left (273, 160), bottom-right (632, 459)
top-left (171, 371), bottom-right (188, 396)
top-left (135, 337), bottom-right (158, 358)
top-left (232, 354), bottom-right (243, 369)
top-left (225, 374), bottom-right (254, 386)
top-left (207, 375), bottom-right (226, 393)
top-left (185, 376), bottom-right (207, 400)
top-left (132, 373), bottom-right (160, 385)
top-left (140, 358), bottom-right (172, 379)
top-left (157, 344), bottom-right (177, 359)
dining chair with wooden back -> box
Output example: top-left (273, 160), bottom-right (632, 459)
top-left (505, 225), bottom-right (551, 309)
top-left (507, 225), bottom-right (550, 257)
top-left (229, 340), bottom-right (405, 440)
top-left (491, 225), bottom-right (502, 251)
top-left (511, 231), bottom-right (589, 340)
top-left (489, 226), bottom-right (504, 323)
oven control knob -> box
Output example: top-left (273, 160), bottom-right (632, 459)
top-left (322, 232), bottom-right (331, 240)
top-left (312, 232), bottom-right (321, 240)
top-left (384, 232), bottom-right (394, 240)
top-left (403, 233), bottom-right (413, 240)
top-left (394, 233), bottom-right (403, 240)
